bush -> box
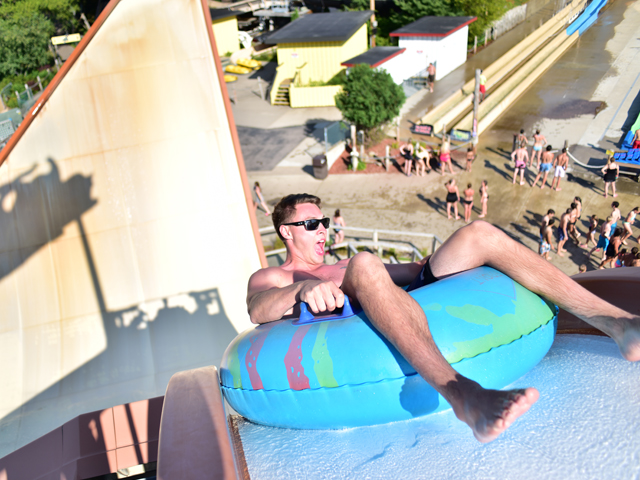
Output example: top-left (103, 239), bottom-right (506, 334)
top-left (335, 64), bottom-right (405, 143)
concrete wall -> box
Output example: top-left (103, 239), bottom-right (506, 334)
top-left (289, 84), bottom-right (342, 108)
top-left (398, 26), bottom-right (469, 81)
top-left (276, 24), bottom-right (367, 83)
top-left (0, 0), bottom-right (262, 459)
top-left (212, 16), bottom-right (240, 56)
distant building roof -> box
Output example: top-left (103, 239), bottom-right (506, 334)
top-left (341, 47), bottom-right (406, 68)
top-left (264, 11), bottom-right (372, 44)
top-left (390, 16), bottom-right (476, 37)
top-left (209, 8), bottom-right (238, 22)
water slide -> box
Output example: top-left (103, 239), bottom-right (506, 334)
top-left (566, 0), bottom-right (609, 36)
top-left (0, 0), bottom-right (265, 461)
top-left (421, 0), bottom-right (587, 133)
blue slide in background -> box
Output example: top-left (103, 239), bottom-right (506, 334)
top-left (566, 0), bottom-right (608, 36)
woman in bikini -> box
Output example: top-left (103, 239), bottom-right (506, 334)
top-left (444, 179), bottom-right (460, 220)
top-left (400, 141), bottom-right (415, 177)
top-left (601, 156), bottom-right (619, 198)
top-left (332, 209), bottom-right (346, 244)
top-left (462, 183), bottom-right (474, 223)
top-left (620, 207), bottom-right (638, 245)
top-left (465, 146), bottom-right (475, 172)
top-left (439, 135), bottom-right (454, 175)
top-left (479, 180), bottom-right (489, 218)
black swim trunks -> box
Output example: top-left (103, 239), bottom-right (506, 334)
top-left (406, 256), bottom-right (440, 292)
top-left (446, 192), bottom-right (457, 203)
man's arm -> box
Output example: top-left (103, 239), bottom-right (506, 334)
top-left (247, 268), bottom-right (344, 325)
top-left (511, 150), bottom-right (516, 161)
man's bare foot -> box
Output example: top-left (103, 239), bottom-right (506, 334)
top-left (478, 214), bottom-right (485, 218)
top-left (455, 216), bottom-right (460, 220)
top-left (555, 187), bottom-right (562, 191)
top-left (520, 181), bottom-right (525, 186)
top-left (454, 387), bottom-right (540, 443)
top-left (558, 251), bottom-right (564, 257)
top-left (448, 215), bottom-right (452, 219)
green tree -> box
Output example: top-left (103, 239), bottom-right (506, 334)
top-left (0, 0), bottom-right (82, 78)
top-left (451, 0), bottom-right (510, 40)
top-left (335, 64), bottom-right (405, 141)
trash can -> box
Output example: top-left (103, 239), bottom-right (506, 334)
top-left (312, 154), bottom-right (328, 180)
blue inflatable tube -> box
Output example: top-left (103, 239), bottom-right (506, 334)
top-left (220, 267), bottom-right (557, 429)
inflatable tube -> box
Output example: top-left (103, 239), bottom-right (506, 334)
top-left (220, 267), bottom-right (557, 429)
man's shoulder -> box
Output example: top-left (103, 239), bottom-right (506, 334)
top-left (248, 266), bottom-right (291, 291)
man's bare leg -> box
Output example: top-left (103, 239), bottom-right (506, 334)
top-left (341, 252), bottom-right (539, 443)
top-left (429, 221), bottom-right (640, 361)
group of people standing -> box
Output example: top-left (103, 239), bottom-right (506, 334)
top-left (444, 179), bottom-right (488, 222)
top-left (399, 136), bottom-right (473, 177)
top-left (511, 129), bottom-right (569, 190)
top-left (538, 198), bottom-right (639, 269)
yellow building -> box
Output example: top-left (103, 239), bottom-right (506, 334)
top-left (210, 8), bottom-right (240, 56)
top-left (266, 11), bottom-right (371, 106)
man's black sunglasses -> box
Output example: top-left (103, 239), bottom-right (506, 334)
top-left (282, 217), bottom-right (331, 231)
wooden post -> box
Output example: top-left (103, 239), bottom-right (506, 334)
top-left (37, 76), bottom-right (43, 92)
top-left (473, 69), bottom-right (480, 144)
top-left (474, 36), bottom-right (477, 54)
top-left (484, 30), bottom-right (489, 47)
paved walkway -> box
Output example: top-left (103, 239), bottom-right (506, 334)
top-left (248, 0), bottom-right (640, 277)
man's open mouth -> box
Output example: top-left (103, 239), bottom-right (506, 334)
top-left (315, 240), bottom-right (325, 255)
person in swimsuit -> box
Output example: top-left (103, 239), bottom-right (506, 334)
top-left (514, 129), bottom-right (528, 153)
top-left (332, 209), bottom-right (346, 244)
top-left (479, 180), bottom-right (489, 218)
top-left (610, 201), bottom-right (621, 232)
top-left (439, 135), bottom-right (454, 175)
top-left (511, 145), bottom-right (529, 185)
top-left (568, 202), bottom-right (581, 244)
top-left (531, 145), bottom-right (554, 189)
top-left (588, 216), bottom-right (614, 261)
top-left (445, 179), bottom-right (460, 220)
top-left (580, 214), bottom-right (598, 249)
top-left (539, 209), bottom-right (555, 242)
top-left (539, 218), bottom-right (555, 261)
top-left (462, 183), bottom-right (474, 223)
top-left (551, 148), bottom-right (569, 191)
top-left (621, 207), bottom-right (638, 245)
top-left (599, 228), bottom-right (623, 269)
top-left (400, 141), bottom-right (415, 177)
top-left (427, 62), bottom-right (436, 93)
top-left (601, 156), bottom-right (619, 198)
top-left (530, 130), bottom-right (547, 168)
top-left (557, 208), bottom-right (570, 257)
top-left (465, 146), bottom-right (475, 172)
top-left (415, 142), bottom-right (430, 176)
top-left (253, 182), bottom-right (271, 216)
top-left (478, 70), bottom-right (487, 103)
top-left (248, 193), bottom-right (640, 444)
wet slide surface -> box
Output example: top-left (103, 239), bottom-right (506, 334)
top-left (237, 335), bottom-right (640, 479)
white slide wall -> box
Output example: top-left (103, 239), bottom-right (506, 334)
top-left (0, 0), bottom-right (262, 458)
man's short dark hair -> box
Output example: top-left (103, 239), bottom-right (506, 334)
top-left (520, 129), bottom-right (525, 134)
top-left (612, 201), bottom-right (619, 208)
top-left (547, 209), bottom-right (555, 215)
top-left (272, 194), bottom-right (322, 240)
top-left (546, 145), bottom-right (552, 151)
top-left (571, 202), bottom-right (577, 209)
